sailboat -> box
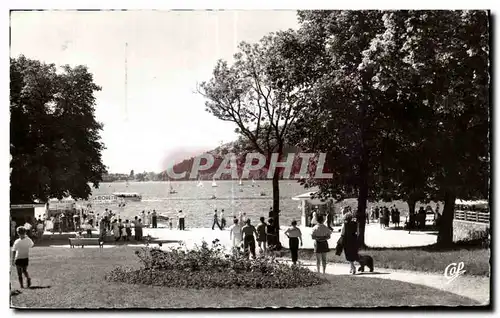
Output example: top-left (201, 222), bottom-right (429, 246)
top-left (239, 178), bottom-right (243, 186)
top-left (251, 178), bottom-right (256, 187)
top-left (168, 181), bottom-right (177, 194)
top-left (212, 177), bottom-right (217, 187)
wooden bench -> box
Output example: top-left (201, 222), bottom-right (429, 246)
top-left (69, 238), bottom-right (104, 249)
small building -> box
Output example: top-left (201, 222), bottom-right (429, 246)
top-left (292, 192), bottom-right (342, 227)
top-left (10, 203), bottom-right (47, 227)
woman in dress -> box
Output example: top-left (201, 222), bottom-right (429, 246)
top-left (340, 212), bottom-right (360, 274)
top-left (265, 218), bottom-right (279, 255)
top-left (311, 214), bottom-right (332, 274)
top-left (229, 218), bottom-right (242, 254)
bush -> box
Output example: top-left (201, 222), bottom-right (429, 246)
top-left (456, 227), bottom-right (490, 248)
top-left (106, 240), bottom-right (325, 289)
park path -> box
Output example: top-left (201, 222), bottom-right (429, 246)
top-left (280, 259), bottom-right (490, 305)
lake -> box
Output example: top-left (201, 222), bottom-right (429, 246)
top-left (86, 180), bottom-right (418, 228)
top-left (88, 180), bottom-right (311, 228)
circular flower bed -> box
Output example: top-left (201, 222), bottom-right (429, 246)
top-left (106, 240), bottom-right (325, 289)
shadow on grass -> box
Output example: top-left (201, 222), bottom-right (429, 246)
top-left (28, 285), bottom-right (52, 290)
top-left (355, 272), bottom-right (390, 276)
top-left (10, 290), bottom-right (22, 297)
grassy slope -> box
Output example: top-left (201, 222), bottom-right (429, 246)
top-left (10, 246), bottom-right (480, 308)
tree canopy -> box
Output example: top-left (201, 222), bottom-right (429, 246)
top-left (279, 10), bottom-right (489, 246)
top-left (10, 55), bottom-right (107, 203)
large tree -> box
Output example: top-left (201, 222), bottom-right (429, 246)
top-left (281, 10), bottom-right (387, 247)
top-left (198, 33), bottom-right (310, 233)
top-left (10, 55), bottom-right (107, 203)
top-left (361, 10), bottom-right (490, 245)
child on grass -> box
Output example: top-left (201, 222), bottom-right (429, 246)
top-left (12, 227), bottom-right (34, 288)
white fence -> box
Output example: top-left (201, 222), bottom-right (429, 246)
top-left (454, 210), bottom-right (490, 224)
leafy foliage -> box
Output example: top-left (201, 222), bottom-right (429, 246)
top-left (10, 56), bottom-right (107, 203)
top-left (106, 240), bottom-right (325, 289)
top-left (280, 10), bottom-right (489, 246)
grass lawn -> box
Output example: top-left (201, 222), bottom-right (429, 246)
top-left (10, 246), bottom-right (480, 308)
top-left (293, 244), bottom-right (490, 277)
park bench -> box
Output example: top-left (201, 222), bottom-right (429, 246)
top-left (69, 237), bottom-right (104, 249)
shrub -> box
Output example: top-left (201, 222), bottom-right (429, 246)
top-left (456, 227), bottom-right (490, 248)
top-left (106, 240), bottom-right (325, 289)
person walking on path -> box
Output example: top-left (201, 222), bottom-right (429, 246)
top-left (151, 210), bottom-right (158, 229)
top-left (229, 219), bottom-right (242, 253)
top-left (266, 218), bottom-right (279, 255)
top-left (212, 209), bottom-right (222, 230)
top-left (241, 219), bottom-right (257, 259)
top-left (220, 209), bottom-right (226, 229)
top-left (285, 220), bottom-right (303, 265)
top-left (311, 214), bottom-right (332, 274)
top-left (178, 210), bottom-right (186, 230)
top-left (339, 212), bottom-right (360, 275)
top-left (12, 227), bottom-right (34, 289)
top-left (256, 217), bottom-right (267, 254)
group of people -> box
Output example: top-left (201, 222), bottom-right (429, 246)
top-left (228, 215), bottom-right (282, 260)
top-left (369, 206), bottom-right (401, 228)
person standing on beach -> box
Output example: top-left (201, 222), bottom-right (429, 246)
top-left (229, 219), bottom-right (242, 253)
top-left (145, 211), bottom-right (151, 228)
top-left (256, 217), bottom-right (267, 254)
top-left (12, 227), bottom-right (34, 288)
top-left (151, 210), bottom-right (158, 229)
top-left (311, 214), bottom-right (332, 274)
top-left (99, 218), bottom-right (106, 242)
top-left (141, 210), bottom-right (146, 226)
top-left (133, 216), bottom-right (139, 240)
top-left (285, 220), bottom-right (303, 265)
top-left (241, 219), bottom-right (257, 259)
top-left (136, 219), bottom-right (143, 241)
top-left (112, 220), bottom-right (120, 242)
top-left (178, 210), bottom-right (185, 230)
top-left (268, 207), bottom-right (273, 218)
top-left (212, 209), bottom-right (222, 230)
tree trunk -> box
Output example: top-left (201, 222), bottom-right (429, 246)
top-left (437, 191), bottom-right (456, 247)
top-left (356, 182), bottom-right (368, 249)
top-left (356, 156), bottom-right (369, 249)
top-left (272, 170), bottom-right (280, 243)
top-left (407, 198), bottom-right (416, 228)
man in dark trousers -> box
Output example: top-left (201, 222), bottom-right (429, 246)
top-left (151, 210), bottom-right (157, 229)
top-left (212, 209), bottom-right (222, 230)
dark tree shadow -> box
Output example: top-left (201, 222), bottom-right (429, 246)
top-left (355, 271), bottom-right (390, 276)
top-left (28, 285), bottom-right (52, 290)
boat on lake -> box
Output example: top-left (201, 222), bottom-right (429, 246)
top-left (113, 192), bottom-right (142, 201)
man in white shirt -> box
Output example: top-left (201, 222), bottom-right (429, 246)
top-left (12, 227), bottom-right (34, 288)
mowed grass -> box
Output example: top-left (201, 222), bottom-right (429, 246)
top-left (10, 246), bottom-right (480, 308)
top-left (294, 245), bottom-right (490, 277)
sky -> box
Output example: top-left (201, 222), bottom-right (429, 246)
top-left (10, 10), bottom-right (300, 173)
